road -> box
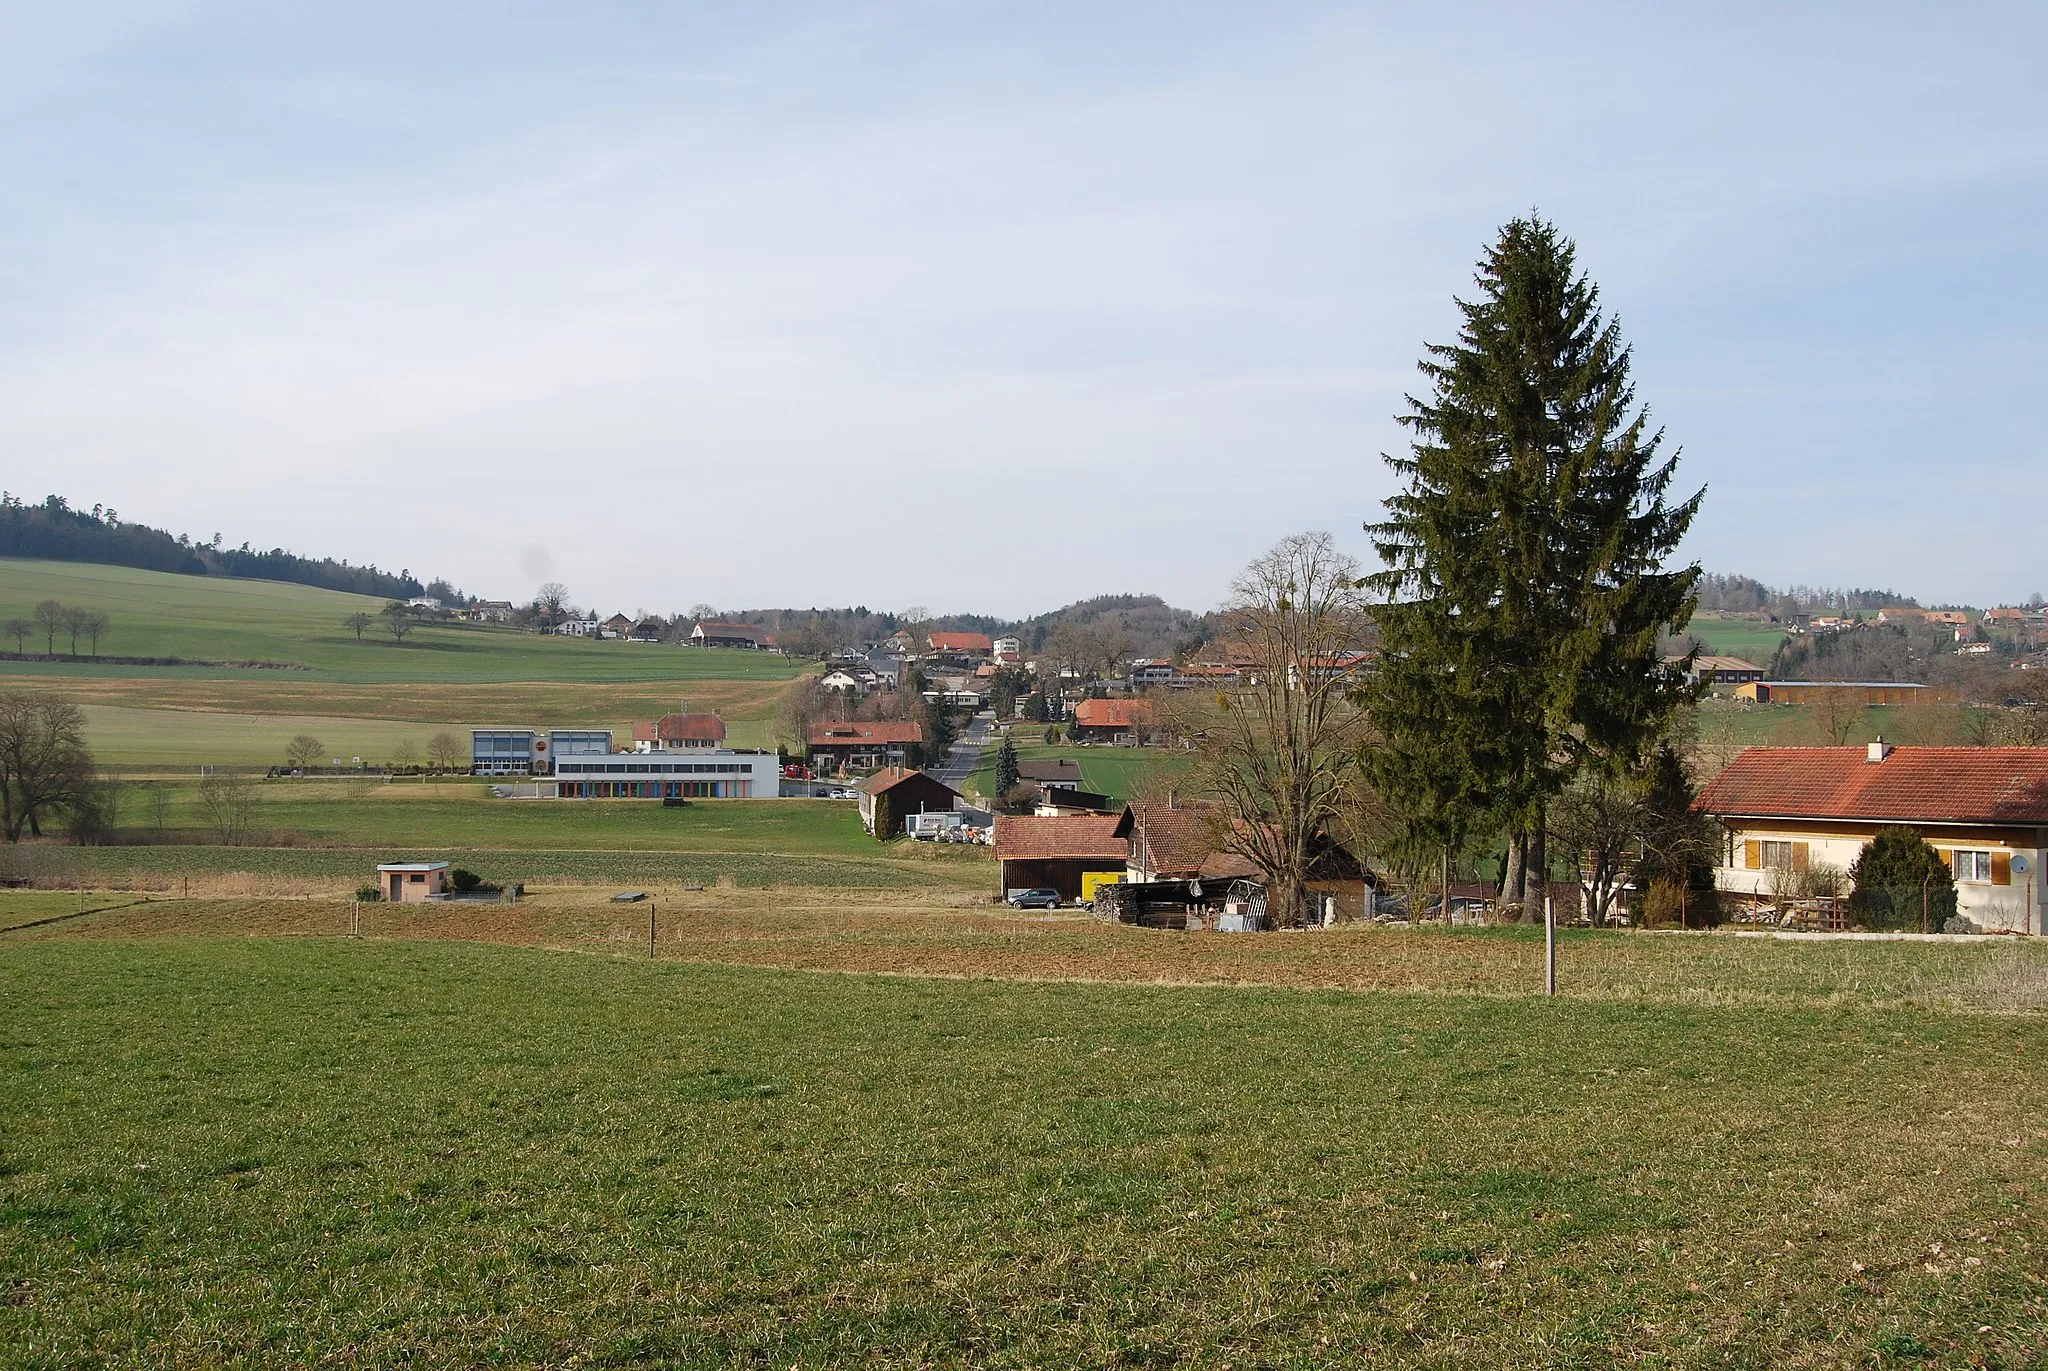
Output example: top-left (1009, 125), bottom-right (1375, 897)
top-left (929, 711), bottom-right (994, 792)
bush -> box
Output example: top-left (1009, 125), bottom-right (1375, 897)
top-left (1849, 827), bottom-right (1956, 931)
top-left (1637, 879), bottom-right (1722, 929)
top-left (449, 868), bottom-right (483, 894)
top-left (354, 884), bottom-right (382, 902)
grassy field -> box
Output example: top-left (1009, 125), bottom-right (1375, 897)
top-left (2, 922), bottom-right (2045, 1367)
top-left (0, 559), bottom-right (803, 765)
top-left (967, 734), bottom-right (1186, 804)
top-left (1686, 617), bottom-right (1788, 664)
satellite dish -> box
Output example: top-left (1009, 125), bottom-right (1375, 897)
top-left (2015, 855), bottom-right (2032, 874)
top-left (1189, 880), bottom-right (1203, 899)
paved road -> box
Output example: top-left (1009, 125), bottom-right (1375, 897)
top-left (930, 711), bottom-right (995, 792)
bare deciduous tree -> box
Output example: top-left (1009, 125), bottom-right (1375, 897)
top-left (2, 619), bottom-right (29, 654)
top-left (83, 611), bottom-right (108, 658)
top-left (1550, 772), bottom-right (1648, 927)
top-left (427, 732), bottom-right (464, 773)
top-left (1169, 532), bottom-right (1372, 927)
top-left (285, 734), bottom-right (324, 770)
top-left (390, 739), bottom-right (420, 773)
top-left (535, 582), bottom-right (570, 618)
top-left (60, 606), bottom-right (89, 657)
top-left (344, 612), bottom-right (375, 642)
top-left (196, 770), bottom-right (261, 846)
top-left (0, 692), bottom-right (96, 841)
top-left (33, 599), bottom-right (64, 657)
top-left (382, 603), bottom-right (415, 644)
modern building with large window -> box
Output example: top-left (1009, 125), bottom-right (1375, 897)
top-left (551, 751), bottom-right (778, 799)
top-left (472, 730), bottom-right (539, 775)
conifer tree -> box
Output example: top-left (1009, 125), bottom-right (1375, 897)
top-left (1365, 215), bottom-right (1702, 915)
top-left (994, 735), bottom-right (1020, 798)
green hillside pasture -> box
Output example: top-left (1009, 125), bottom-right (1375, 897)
top-left (966, 737), bottom-right (1185, 804)
top-left (79, 702), bottom-right (471, 769)
top-left (1686, 617), bottom-right (1787, 664)
top-left (0, 558), bottom-right (800, 686)
top-left (2, 939), bottom-right (2042, 1367)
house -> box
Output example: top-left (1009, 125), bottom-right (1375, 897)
top-left (820, 669), bottom-right (866, 694)
top-left (553, 618), bottom-right (600, 637)
top-left (865, 652), bottom-right (904, 689)
top-left (807, 720), bottom-right (924, 774)
top-left (927, 631), bottom-right (993, 657)
top-left (993, 815), bottom-right (1129, 900)
top-left (1034, 788), bottom-right (1114, 817)
top-left (1113, 801), bottom-right (1373, 923)
top-left (1667, 654), bottom-right (1766, 686)
top-left (1071, 698), bottom-right (1155, 743)
top-left (1017, 758), bottom-right (1084, 791)
top-left (1987, 608), bottom-right (2028, 626)
top-left (599, 613), bottom-right (634, 639)
top-left (1959, 642), bottom-right (1994, 656)
top-left (1927, 611), bottom-right (1973, 627)
top-left (993, 635), bottom-right (1023, 662)
top-left (377, 861), bottom-right (449, 903)
top-left (406, 596), bottom-right (443, 611)
top-left (631, 712), bottom-right (726, 751)
top-left (1876, 607), bottom-right (1926, 625)
top-left (1695, 743), bottom-right (2048, 932)
top-left (627, 618), bottom-right (667, 643)
top-left (1732, 681), bottom-right (1942, 706)
top-left (878, 631), bottom-right (918, 655)
top-left (691, 621), bottom-right (765, 650)
top-left (859, 767), bottom-right (960, 839)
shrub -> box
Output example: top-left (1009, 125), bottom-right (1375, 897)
top-left (1849, 827), bottom-right (1956, 931)
top-left (354, 884), bottom-right (382, 902)
top-left (1638, 879), bottom-right (1721, 929)
top-left (449, 868), bottom-right (483, 894)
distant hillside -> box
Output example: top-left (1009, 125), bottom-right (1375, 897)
top-left (0, 493), bottom-right (455, 602)
top-left (1004, 594), bottom-right (1213, 661)
top-left (1696, 573), bottom-right (1916, 618)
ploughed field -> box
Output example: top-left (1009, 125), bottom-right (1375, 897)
top-left (4, 900), bottom-right (2048, 1366)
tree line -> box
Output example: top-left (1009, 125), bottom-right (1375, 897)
top-left (0, 493), bottom-right (456, 602)
top-left (3, 600), bottom-right (110, 658)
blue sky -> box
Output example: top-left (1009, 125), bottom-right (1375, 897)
top-left (2, 2), bottom-right (2042, 617)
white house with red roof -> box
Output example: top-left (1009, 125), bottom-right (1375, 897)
top-left (1696, 743), bottom-right (2048, 931)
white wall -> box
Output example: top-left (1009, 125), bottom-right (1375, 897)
top-left (1714, 824), bottom-right (2046, 932)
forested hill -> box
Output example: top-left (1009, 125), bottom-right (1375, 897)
top-left (0, 493), bottom-right (438, 601)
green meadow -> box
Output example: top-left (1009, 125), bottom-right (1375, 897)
top-left (2, 935), bottom-right (2043, 1368)
top-left (966, 734), bottom-right (1186, 804)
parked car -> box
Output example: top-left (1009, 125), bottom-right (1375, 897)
top-left (828, 788), bottom-right (858, 800)
top-left (1006, 888), bottom-right (1061, 910)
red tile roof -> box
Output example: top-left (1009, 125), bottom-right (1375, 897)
top-left (1073, 698), bottom-right (1154, 729)
top-left (693, 621), bottom-right (762, 638)
top-left (994, 815), bottom-right (1128, 862)
top-left (1696, 747), bottom-right (2048, 826)
top-left (651, 712), bottom-right (725, 743)
top-left (807, 720), bottom-right (924, 746)
top-left (1114, 802), bottom-right (1220, 876)
top-left (858, 766), bottom-right (958, 799)
top-left (927, 632), bottom-right (993, 653)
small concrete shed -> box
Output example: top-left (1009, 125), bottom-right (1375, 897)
top-left (377, 861), bottom-right (450, 903)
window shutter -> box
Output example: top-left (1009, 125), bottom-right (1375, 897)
top-left (1744, 840), bottom-right (1760, 871)
top-left (1793, 842), bottom-right (1810, 871)
top-left (1993, 852), bottom-right (2012, 886)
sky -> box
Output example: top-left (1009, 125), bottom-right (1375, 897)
top-left (2, 2), bottom-right (2043, 619)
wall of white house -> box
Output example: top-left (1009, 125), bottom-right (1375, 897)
top-left (1713, 824), bottom-right (2046, 932)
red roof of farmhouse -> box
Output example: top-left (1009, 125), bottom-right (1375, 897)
top-left (1073, 698), bottom-right (1155, 729)
top-left (806, 720), bottom-right (925, 746)
top-left (993, 815), bottom-right (1128, 862)
top-left (927, 631), bottom-right (993, 653)
top-left (1695, 747), bottom-right (2048, 826)
top-left (637, 712), bottom-right (724, 743)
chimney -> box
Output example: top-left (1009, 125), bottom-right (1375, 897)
top-left (1868, 737), bottom-right (1892, 763)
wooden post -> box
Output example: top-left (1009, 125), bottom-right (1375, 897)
top-left (649, 901), bottom-right (656, 959)
top-left (1544, 893), bottom-right (1556, 998)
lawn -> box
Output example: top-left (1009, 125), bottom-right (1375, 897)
top-left (2, 933), bottom-right (2044, 1367)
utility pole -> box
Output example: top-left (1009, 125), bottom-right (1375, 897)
top-left (1544, 892), bottom-right (1556, 998)
top-left (649, 901), bottom-right (656, 959)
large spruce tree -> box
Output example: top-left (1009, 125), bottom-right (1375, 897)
top-left (1365, 215), bottom-right (1702, 916)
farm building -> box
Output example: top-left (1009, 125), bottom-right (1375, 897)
top-left (551, 751), bottom-right (777, 799)
top-left (1696, 743), bottom-right (2048, 932)
top-left (1071, 698), bottom-right (1155, 743)
top-left (993, 815), bottom-right (1129, 901)
top-left (1732, 681), bottom-right (1944, 706)
top-left (808, 720), bottom-right (924, 774)
top-left (601, 614), bottom-right (634, 638)
top-left (376, 861), bottom-right (448, 903)
top-left (1669, 655), bottom-right (1766, 685)
top-left (1115, 801), bottom-right (1373, 923)
top-left (927, 631), bottom-right (993, 657)
top-left (859, 767), bottom-right (960, 839)
top-left (691, 621), bottom-right (766, 649)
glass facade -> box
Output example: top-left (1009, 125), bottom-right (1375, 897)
top-left (471, 730), bottom-right (537, 775)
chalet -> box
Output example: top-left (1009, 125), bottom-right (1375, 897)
top-left (859, 767), bottom-right (959, 839)
top-left (601, 613), bottom-right (634, 639)
top-left (1696, 743), bottom-right (2048, 932)
top-left (1017, 758), bottom-right (1084, 791)
top-left (627, 618), bottom-right (666, 643)
top-left (993, 815), bottom-right (1129, 901)
top-left (927, 631), bottom-right (993, 657)
top-left (1668, 655), bottom-right (1766, 686)
top-left (691, 621), bottom-right (765, 650)
top-left (807, 720), bottom-right (924, 774)
top-left (631, 712), bottom-right (726, 752)
top-left (1071, 698), bottom-right (1155, 743)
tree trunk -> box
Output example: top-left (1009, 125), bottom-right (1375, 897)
top-left (1502, 830), bottom-right (1527, 920)
top-left (1526, 822), bottom-right (1546, 926)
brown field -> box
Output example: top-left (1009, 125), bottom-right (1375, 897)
top-left (17, 887), bottom-right (2048, 1014)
